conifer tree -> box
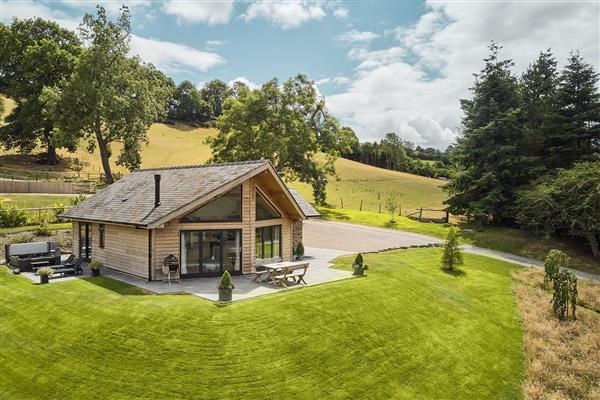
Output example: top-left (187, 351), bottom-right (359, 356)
top-left (441, 226), bottom-right (464, 271)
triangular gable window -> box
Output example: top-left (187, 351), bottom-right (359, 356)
top-left (256, 190), bottom-right (281, 220)
top-left (181, 186), bottom-right (242, 222)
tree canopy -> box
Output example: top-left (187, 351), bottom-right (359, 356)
top-left (57, 6), bottom-right (173, 183)
top-left (200, 79), bottom-right (230, 119)
top-left (208, 74), bottom-right (356, 204)
top-left (0, 18), bottom-right (81, 164)
top-left (167, 80), bottom-right (212, 125)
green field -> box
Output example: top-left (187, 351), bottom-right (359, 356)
top-left (1, 194), bottom-right (76, 208)
top-left (0, 248), bottom-right (524, 400)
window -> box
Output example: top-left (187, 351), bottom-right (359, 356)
top-left (99, 224), bottom-right (105, 249)
top-left (255, 225), bottom-right (281, 259)
top-left (256, 190), bottom-right (281, 220)
top-left (181, 186), bottom-right (242, 223)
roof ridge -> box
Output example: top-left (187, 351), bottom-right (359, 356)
top-left (134, 160), bottom-right (269, 172)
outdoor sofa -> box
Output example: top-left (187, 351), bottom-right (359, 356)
top-left (5, 242), bottom-right (61, 272)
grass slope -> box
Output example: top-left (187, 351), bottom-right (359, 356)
top-left (0, 249), bottom-right (524, 400)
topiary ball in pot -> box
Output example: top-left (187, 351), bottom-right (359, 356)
top-left (217, 271), bottom-right (235, 302)
top-left (352, 253), bottom-right (369, 276)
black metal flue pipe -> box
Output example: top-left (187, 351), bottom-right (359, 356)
top-left (154, 174), bottom-right (161, 207)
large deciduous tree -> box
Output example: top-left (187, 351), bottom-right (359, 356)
top-left (58, 6), bottom-right (173, 184)
top-left (208, 74), bottom-right (356, 204)
top-left (167, 80), bottom-right (212, 124)
top-left (0, 18), bottom-right (81, 164)
top-left (200, 79), bottom-right (230, 119)
top-left (516, 162), bottom-right (600, 258)
top-left (445, 42), bottom-right (525, 224)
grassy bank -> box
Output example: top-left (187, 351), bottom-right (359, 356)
top-left (318, 207), bottom-right (599, 275)
top-left (1, 248), bottom-right (524, 399)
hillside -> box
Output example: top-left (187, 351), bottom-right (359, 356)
top-left (0, 116), bottom-right (446, 211)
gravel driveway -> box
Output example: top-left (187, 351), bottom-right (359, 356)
top-left (303, 219), bottom-right (443, 252)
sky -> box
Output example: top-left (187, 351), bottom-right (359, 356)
top-left (1, 0), bottom-right (599, 150)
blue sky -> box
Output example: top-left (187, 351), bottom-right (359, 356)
top-left (2, 1), bottom-right (599, 149)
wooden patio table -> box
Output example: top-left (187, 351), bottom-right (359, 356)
top-left (255, 261), bottom-right (310, 287)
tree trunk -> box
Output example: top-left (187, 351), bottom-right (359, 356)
top-left (96, 129), bottom-right (114, 185)
top-left (583, 231), bottom-right (599, 258)
top-left (45, 144), bottom-right (58, 165)
top-left (42, 126), bottom-right (58, 165)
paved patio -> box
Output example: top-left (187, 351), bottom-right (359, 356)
top-left (20, 247), bottom-right (354, 302)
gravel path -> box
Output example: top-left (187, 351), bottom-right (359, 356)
top-left (303, 220), bottom-right (600, 281)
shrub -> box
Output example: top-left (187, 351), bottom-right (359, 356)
top-left (295, 242), bottom-right (305, 258)
top-left (70, 194), bottom-right (87, 206)
top-left (10, 233), bottom-right (35, 244)
top-left (552, 269), bottom-right (578, 320)
top-left (51, 203), bottom-right (66, 222)
top-left (218, 270), bottom-right (234, 289)
top-left (0, 201), bottom-right (27, 228)
top-left (36, 267), bottom-right (54, 277)
top-left (34, 214), bottom-right (51, 236)
top-left (441, 226), bottom-right (463, 271)
top-left (543, 249), bottom-right (570, 289)
top-left (89, 261), bottom-right (103, 270)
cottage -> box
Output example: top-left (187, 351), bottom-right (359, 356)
top-left (60, 160), bottom-right (320, 280)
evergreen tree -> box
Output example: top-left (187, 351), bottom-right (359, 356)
top-left (551, 51), bottom-right (600, 168)
top-left (445, 42), bottom-right (524, 224)
top-left (441, 226), bottom-right (464, 271)
top-left (520, 49), bottom-right (559, 178)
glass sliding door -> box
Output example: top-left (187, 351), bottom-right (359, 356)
top-left (223, 230), bottom-right (241, 273)
top-left (180, 231), bottom-right (201, 275)
top-left (79, 223), bottom-right (91, 261)
top-left (201, 231), bottom-right (222, 275)
top-left (180, 230), bottom-right (241, 277)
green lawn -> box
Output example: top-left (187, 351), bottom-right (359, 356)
top-left (0, 249), bottom-right (524, 399)
top-left (1, 194), bottom-right (76, 208)
top-left (319, 206), bottom-right (600, 275)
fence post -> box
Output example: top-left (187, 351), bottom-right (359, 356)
top-left (419, 207), bottom-right (423, 222)
top-left (359, 200), bottom-right (363, 211)
top-left (379, 202), bottom-right (381, 214)
top-left (340, 197), bottom-right (344, 208)
top-left (399, 204), bottom-right (402, 216)
top-left (445, 211), bottom-right (449, 223)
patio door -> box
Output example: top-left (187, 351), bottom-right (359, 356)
top-left (79, 223), bottom-right (92, 261)
top-left (180, 230), bottom-right (241, 277)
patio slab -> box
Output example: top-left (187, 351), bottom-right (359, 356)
top-left (18, 247), bottom-right (354, 302)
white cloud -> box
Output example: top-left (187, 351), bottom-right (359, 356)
top-left (162, 0), bottom-right (234, 25)
top-left (227, 76), bottom-right (259, 90)
top-left (130, 36), bottom-right (225, 73)
top-left (336, 29), bottom-right (379, 45)
top-left (332, 6), bottom-right (348, 19)
top-left (316, 74), bottom-right (351, 86)
top-left (241, 0), bottom-right (326, 29)
top-left (327, 1), bottom-right (600, 149)
top-left (0, 0), bottom-right (80, 30)
top-left (206, 40), bottom-right (227, 47)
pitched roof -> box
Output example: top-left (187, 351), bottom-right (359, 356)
top-left (287, 188), bottom-right (321, 218)
top-left (61, 160), bottom-right (312, 227)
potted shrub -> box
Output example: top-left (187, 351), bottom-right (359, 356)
top-left (217, 271), bottom-right (235, 302)
top-left (352, 253), bottom-right (369, 276)
top-left (295, 242), bottom-right (305, 260)
top-left (89, 261), bottom-right (103, 277)
top-left (36, 267), bottom-right (54, 284)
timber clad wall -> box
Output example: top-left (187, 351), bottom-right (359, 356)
top-left (91, 223), bottom-right (149, 278)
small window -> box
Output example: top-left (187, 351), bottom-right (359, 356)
top-left (181, 186), bottom-right (242, 223)
top-left (99, 224), bottom-right (105, 249)
top-left (256, 190), bottom-right (281, 220)
top-left (255, 225), bottom-right (282, 259)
